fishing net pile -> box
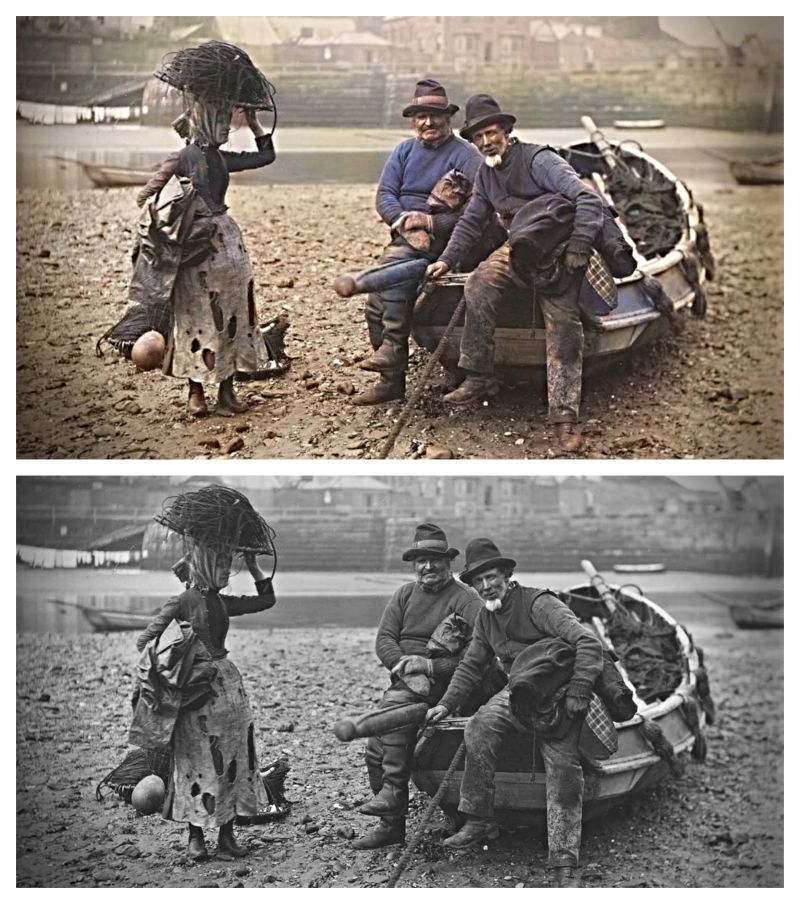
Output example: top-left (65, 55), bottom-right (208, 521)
top-left (155, 485), bottom-right (277, 557)
top-left (155, 41), bottom-right (276, 111)
top-left (604, 146), bottom-right (684, 259)
top-left (606, 599), bottom-right (683, 702)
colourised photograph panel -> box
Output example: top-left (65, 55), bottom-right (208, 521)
top-left (16, 16), bottom-right (783, 459)
top-left (17, 474), bottom-right (783, 887)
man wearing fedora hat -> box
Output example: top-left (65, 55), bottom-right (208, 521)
top-left (352, 79), bottom-right (482, 406)
top-left (426, 94), bottom-right (607, 452)
top-left (352, 522), bottom-right (482, 849)
top-left (426, 537), bottom-right (603, 887)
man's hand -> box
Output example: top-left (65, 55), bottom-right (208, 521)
top-left (426, 704), bottom-right (450, 723)
top-left (426, 261), bottom-right (450, 280)
top-left (401, 211), bottom-right (433, 232)
top-left (564, 250), bottom-right (590, 272)
top-left (565, 695), bottom-right (590, 718)
top-left (391, 655), bottom-right (432, 677)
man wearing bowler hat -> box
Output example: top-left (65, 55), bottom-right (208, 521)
top-left (426, 95), bottom-right (607, 452)
top-left (426, 537), bottom-right (604, 887)
top-left (352, 79), bottom-right (482, 406)
top-left (352, 523), bottom-right (482, 849)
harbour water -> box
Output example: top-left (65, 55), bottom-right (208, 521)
top-left (15, 563), bottom-right (782, 634)
top-left (16, 122), bottom-right (782, 191)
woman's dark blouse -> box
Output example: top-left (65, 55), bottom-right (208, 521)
top-left (136, 577), bottom-right (275, 659)
top-left (137, 133), bottom-right (275, 210)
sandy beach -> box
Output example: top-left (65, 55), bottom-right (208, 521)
top-left (15, 127), bottom-right (783, 460)
top-left (17, 584), bottom-right (783, 888)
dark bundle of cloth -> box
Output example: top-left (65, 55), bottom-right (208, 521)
top-left (236, 756), bottom-right (292, 823)
top-left (129, 619), bottom-right (218, 748)
top-left (96, 172), bottom-right (217, 358)
top-left (508, 192), bottom-right (637, 302)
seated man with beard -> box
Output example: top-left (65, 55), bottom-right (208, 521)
top-left (352, 523), bottom-right (482, 849)
top-left (426, 537), bottom-right (604, 887)
top-left (426, 94), bottom-right (607, 452)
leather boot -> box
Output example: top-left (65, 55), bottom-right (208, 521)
top-left (555, 422), bottom-right (582, 453)
top-left (442, 817), bottom-right (499, 849)
top-left (351, 373), bottom-right (405, 406)
top-left (553, 865), bottom-right (581, 888)
top-left (187, 824), bottom-right (209, 861)
top-left (352, 815), bottom-right (405, 850)
top-left (442, 375), bottom-right (500, 405)
top-left (217, 377), bottom-right (248, 416)
top-left (216, 820), bottom-right (248, 860)
top-left (187, 380), bottom-right (208, 418)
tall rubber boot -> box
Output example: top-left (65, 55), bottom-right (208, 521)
top-left (351, 814), bottom-right (406, 850)
top-left (364, 736), bottom-right (384, 795)
top-left (359, 741), bottom-right (411, 817)
top-left (359, 300), bottom-right (412, 373)
top-left (364, 293), bottom-right (384, 351)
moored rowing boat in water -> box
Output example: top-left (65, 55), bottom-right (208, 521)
top-left (410, 561), bottom-right (714, 826)
top-left (46, 598), bottom-right (156, 631)
top-left (729, 158), bottom-right (783, 186)
top-left (80, 162), bottom-right (154, 188)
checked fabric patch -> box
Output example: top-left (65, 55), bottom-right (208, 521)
top-left (585, 251), bottom-right (619, 310)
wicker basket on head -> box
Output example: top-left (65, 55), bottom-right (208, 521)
top-left (155, 41), bottom-right (276, 112)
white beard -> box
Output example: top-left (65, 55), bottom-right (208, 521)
top-left (484, 154), bottom-right (503, 169)
top-left (484, 598), bottom-right (502, 612)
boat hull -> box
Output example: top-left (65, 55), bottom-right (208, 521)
top-left (81, 608), bottom-right (153, 631)
top-left (411, 582), bottom-right (706, 825)
top-left (82, 163), bottom-right (152, 188)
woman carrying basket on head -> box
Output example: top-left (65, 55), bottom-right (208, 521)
top-left (135, 42), bottom-right (278, 417)
top-left (135, 486), bottom-right (278, 861)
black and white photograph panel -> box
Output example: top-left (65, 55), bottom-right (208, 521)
top-left (16, 474), bottom-right (783, 888)
top-left (16, 15), bottom-right (783, 460)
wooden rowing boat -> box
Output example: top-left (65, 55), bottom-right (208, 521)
top-left (730, 604), bottom-right (784, 630)
top-left (81, 162), bottom-right (154, 188)
top-left (410, 116), bottom-right (714, 378)
top-left (613, 563), bottom-right (666, 574)
top-left (411, 561), bottom-right (714, 826)
top-left (613, 119), bottom-right (666, 129)
top-left (729, 158), bottom-right (783, 186)
top-left (46, 598), bottom-right (156, 631)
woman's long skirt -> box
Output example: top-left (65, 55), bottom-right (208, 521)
top-left (168, 657), bottom-right (269, 827)
top-left (165, 213), bottom-right (270, 383)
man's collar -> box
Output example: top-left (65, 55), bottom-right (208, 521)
top-left (419, 131), bottom-right (453, 150)
top-left (496, 137), bottom-right (519, 168)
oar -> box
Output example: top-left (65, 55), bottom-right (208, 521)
top-left (580, 559), bottom-right (620, 616)
top-left (580, 561), bottom-right (645, 706)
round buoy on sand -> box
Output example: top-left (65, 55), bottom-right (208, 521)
top-left (131, 331), bottom-right (166, 371)
top-left (131, 774), bottom-right (166, 815)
